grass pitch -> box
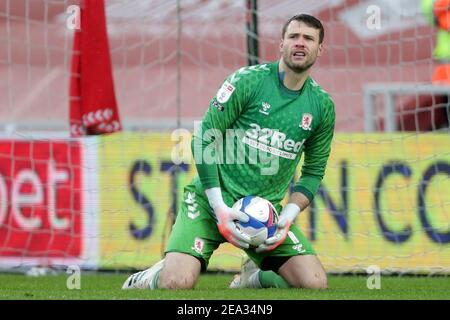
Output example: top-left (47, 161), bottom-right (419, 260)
top-left (0, 273), bottom-right (449, 300)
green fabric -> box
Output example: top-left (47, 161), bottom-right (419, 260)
top-left (165, 185), bottom-right (223, 271)
top-left (192, 61), bottom-right (335, 209)
top-left (258, 270), bottom-right (290, 288)
top-left (292, 186), bottom-right (314, 202)
top-left (244, 223), bottom-right (316, 268)
top-left (165, 184), bottom-right (315, 270)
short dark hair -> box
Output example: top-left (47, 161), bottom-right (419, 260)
top-left (281, 14), bottom-right (324, 44)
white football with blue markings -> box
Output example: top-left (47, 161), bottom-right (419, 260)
top-left (232, 196), bottom-right (278, 247)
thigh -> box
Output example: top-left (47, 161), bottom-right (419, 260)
top-left (165, 185), bottom-right (224, 271)
top-left (278, 255), bottom-right (327, 289)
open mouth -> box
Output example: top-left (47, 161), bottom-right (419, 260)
top-left (293, 51), bottom-right (306, 59)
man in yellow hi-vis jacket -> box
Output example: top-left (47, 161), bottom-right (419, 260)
top-left (423, 0), bottom-right (450, 83)
top-left (395, 0), bottom-right (449, 131)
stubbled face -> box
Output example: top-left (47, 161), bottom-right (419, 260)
top-left (280, 20), bottom-right (323, 73)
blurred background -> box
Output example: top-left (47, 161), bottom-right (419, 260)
top-left (0, 0), bottom-right (448, 275)
top-left (1, 0), bottom-right (448, 132)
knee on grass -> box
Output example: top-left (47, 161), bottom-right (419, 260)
top-left (159, 272), bottom-right (197, 289)
top-left (291, 273), bottom-right (328, 290)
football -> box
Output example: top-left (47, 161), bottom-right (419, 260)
top-left (232, 196), bottom-right (278, 247)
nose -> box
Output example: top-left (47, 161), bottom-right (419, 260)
top-left (294, 37), bottom-right (306, 48)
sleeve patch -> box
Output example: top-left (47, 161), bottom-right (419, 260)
top-left (216, 81), bottom-right (235, 103)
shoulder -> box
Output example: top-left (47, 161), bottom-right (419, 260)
top-left (215, 63), bottom-right (273, 104)
top-left (308, 77), bottom-right (335, 114)
top-left (226, 62), bottom-right (273, 87)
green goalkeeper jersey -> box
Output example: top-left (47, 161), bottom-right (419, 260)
top-left (191, 61), bottom-right (335, 209)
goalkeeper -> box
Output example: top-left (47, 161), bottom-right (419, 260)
top-left (123, 14), bottom-right (335, 290)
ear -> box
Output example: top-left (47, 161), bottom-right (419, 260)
top-left (317, 43), bottom-right (323, 57)
top-left (279, 39), bottom-right (284, 53)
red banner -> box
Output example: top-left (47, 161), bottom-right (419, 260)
top-left (0, 140), bottom-right (83, 258)
top-left (69, 0), bottom-right (122, 137)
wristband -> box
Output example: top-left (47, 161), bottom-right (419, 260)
top-left (281, 203), bottom-right (301, 221)
top-left (204, 187), bottom-right (226, 209)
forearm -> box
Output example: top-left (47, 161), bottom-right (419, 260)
top-left (295, 97), bottom-right (335, 202)
top-left (281, 191), bottom-right (310, 221)
top-left (191, 132), bottom-right (220, 189)
top-left (288, 191), bottom-right (311, 212)
top-left (204, 187), bottom-right (225, 209)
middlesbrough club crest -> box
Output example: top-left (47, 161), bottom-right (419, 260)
top-left (192, 237), bottom-right (204, 255)
top-left (300, 113), bottom-right (313, 131)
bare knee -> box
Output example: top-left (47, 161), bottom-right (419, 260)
top-left (159, 271), bottom-right (198, 289)
top-left (278, 255), bottom-right (328, 289)
top-left (158, 252), bottom-right (201, 290)
top-left (297, 272), bottom-right (328, 289)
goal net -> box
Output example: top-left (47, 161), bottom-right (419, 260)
top-left (0, 0), bottom-right (448, 275)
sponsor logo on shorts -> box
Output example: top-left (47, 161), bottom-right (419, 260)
top-left (293, 244), bottom-right (306, 254)
top-left (192, 237), bottom-right (204, 255)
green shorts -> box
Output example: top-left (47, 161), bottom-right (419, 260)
top-left (165, 184), bottom-right (316, 272)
